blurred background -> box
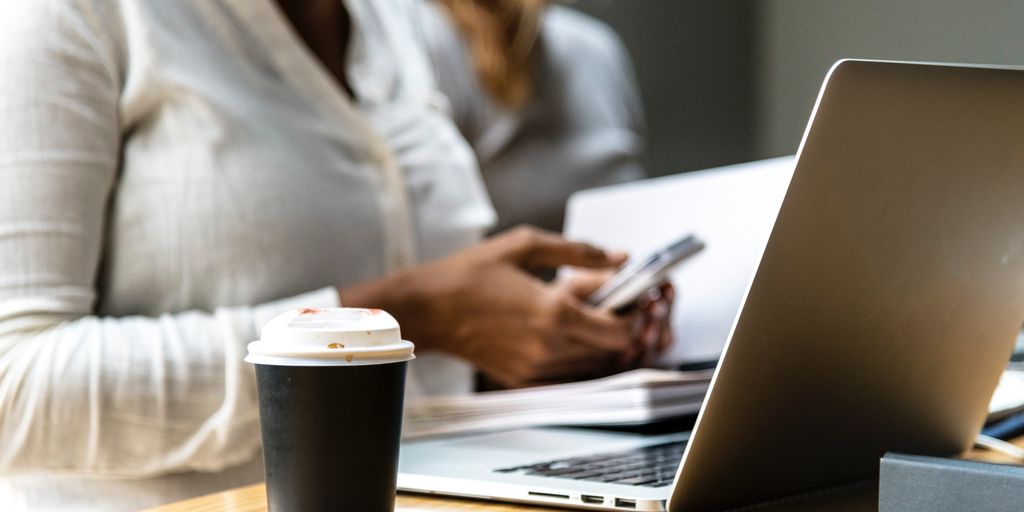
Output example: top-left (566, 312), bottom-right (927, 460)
top-left (573, 0), bottom-right (1024, 176)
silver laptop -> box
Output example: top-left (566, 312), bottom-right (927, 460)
top-left (398, 60), bottom-right (1024, 511)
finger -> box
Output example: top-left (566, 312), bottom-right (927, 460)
top-left (636, 295), bottom-right (663, 335)
top-left (657, 318), bottom-right (674, 354)
top-left (650, 296), bottom-right (670, 323)
top-left (661, 282), bottom-right (676, 304)
top-left (562, 299), bottom-right (635, 352)
top-left (625, 285), bottom-right (663, 314)
top-left (629, 298), bottom-right (668, 365)
top-left (560, 270), bottom-right (616, 299)
top-left (639, 311), bottom-right (660, 349)
top-left (503, 226), bottom-right (627, 270)
top-left (658, 283), bottom-right (676, 354)
top-left (614, 339), bottom-right (642, 369)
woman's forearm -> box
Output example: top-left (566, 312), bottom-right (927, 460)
top-left (336, 269), bottom-right (442, 352)
top-left (0, 287), bottom-right (340, 475)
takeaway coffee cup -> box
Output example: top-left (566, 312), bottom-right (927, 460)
top-left (245, 307), bottom-right (415, 512)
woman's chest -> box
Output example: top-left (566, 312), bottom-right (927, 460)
top-left (98, 0), bottom-right (493, 314)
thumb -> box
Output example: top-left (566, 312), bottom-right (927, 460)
top-left (501, 226), bottom-right (627, 270)
top-left (559, 270), bottom-right (617, 300)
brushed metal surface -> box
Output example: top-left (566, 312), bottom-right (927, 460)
top-left (671, 60), bottom-right (1024, 511)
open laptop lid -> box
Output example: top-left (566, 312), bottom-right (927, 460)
top-left (671, 60), bottom-right (1024, 511)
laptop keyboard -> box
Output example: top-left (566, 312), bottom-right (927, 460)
top-left (494, 440), bottom-right (685, 487)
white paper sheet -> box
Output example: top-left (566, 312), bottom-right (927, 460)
top-left (564, 156), bottom-right (796, 363)
top-left (403, 368), bottom-right (712, 438)
top-left (989, 369), bottom-right (1024, 418)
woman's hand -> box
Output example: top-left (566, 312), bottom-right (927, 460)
top-left (340, 226), bottom-right (639, 388)
top-left (634, 282), bottom-right (676, 365)
top-left (557, 271), bottom-right (676, 369)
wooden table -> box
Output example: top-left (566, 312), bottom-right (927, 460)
top-left (141, 486), bottom-right (547, 512)
top-left (144, 441), bottom-right (1024, 512)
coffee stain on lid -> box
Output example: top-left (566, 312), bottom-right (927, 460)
top-left (345, 354), bottom-right (354, 363)
top-left (298, 308), bottom-right (320, 315)
top-left (327, 343), bottom-right (345, 349)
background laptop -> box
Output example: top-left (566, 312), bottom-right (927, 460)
top-left (564, 155), bottom-right (794, 366)
top-left (399, 60), bottom-right (1024, 511)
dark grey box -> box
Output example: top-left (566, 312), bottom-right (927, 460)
top-left (879, 453), bottom-right (1024, 512)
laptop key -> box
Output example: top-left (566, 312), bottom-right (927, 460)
top-left (526, 467), bottom-right (583, 477)
top-left (564, 469), bottom-right (608, 479)
top-left (593, 473), bottom-right (633, 482)
top-left (493, 440), bottom-right (688, 485)
top-left (615, 476), bottom-right (660, 486)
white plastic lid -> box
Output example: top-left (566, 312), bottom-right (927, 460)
top-left (245, 308), bottom-right (415, 366)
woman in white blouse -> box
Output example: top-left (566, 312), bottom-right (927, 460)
top-left (0, 0), bottom-right (671, 510)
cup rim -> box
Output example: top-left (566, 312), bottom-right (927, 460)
top-left (244, 339), bottom-right (415, 366)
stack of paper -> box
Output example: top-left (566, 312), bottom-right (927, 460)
top-left (989, 369), bottom-right (1024, 420)
top-left (402, 369), bottom-right (712, 439)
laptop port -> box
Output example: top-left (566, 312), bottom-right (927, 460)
top-left (614, 498), bottom-right (637, 509)
top-left (528, 491), bottom-right (569, 500)
top-left (581, 495), bottom-right (604, 505)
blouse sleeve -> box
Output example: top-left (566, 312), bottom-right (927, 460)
top-left (0, 1), bottom-right (340, 477)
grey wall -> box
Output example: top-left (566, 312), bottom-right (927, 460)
top-left (755, 0), bottom-right (1024, 158)
top-left (573, 1), bottom-right (1024, 170)
top-left (572, 0), bottom-right (755, 175)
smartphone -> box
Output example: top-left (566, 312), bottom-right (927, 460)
top-left (587, 234), bottom-right (705, 312)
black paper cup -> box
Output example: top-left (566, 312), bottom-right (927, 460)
top-left (246, 308), bottom-right (415, 512)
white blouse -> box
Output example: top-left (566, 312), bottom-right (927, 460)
top-left (0, 0), bottom-right (494, 510)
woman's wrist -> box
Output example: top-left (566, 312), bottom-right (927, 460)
top-left (337, 271), bottom-right (405, 315)
top-left (337, 270), bottom-right (436, 351)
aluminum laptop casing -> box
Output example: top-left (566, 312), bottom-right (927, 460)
top-left (400, 60), bottom-right (1024, 511)
top-left (672, 60), bottom-right (1024, 510)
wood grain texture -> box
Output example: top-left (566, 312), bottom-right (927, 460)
top-left (140, 484), bottom-right (547, 512)
top-left (142, 438), bottom-right (1024, 512)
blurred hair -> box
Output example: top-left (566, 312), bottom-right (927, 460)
top-left (438, 0), bottom-right (546, 110)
